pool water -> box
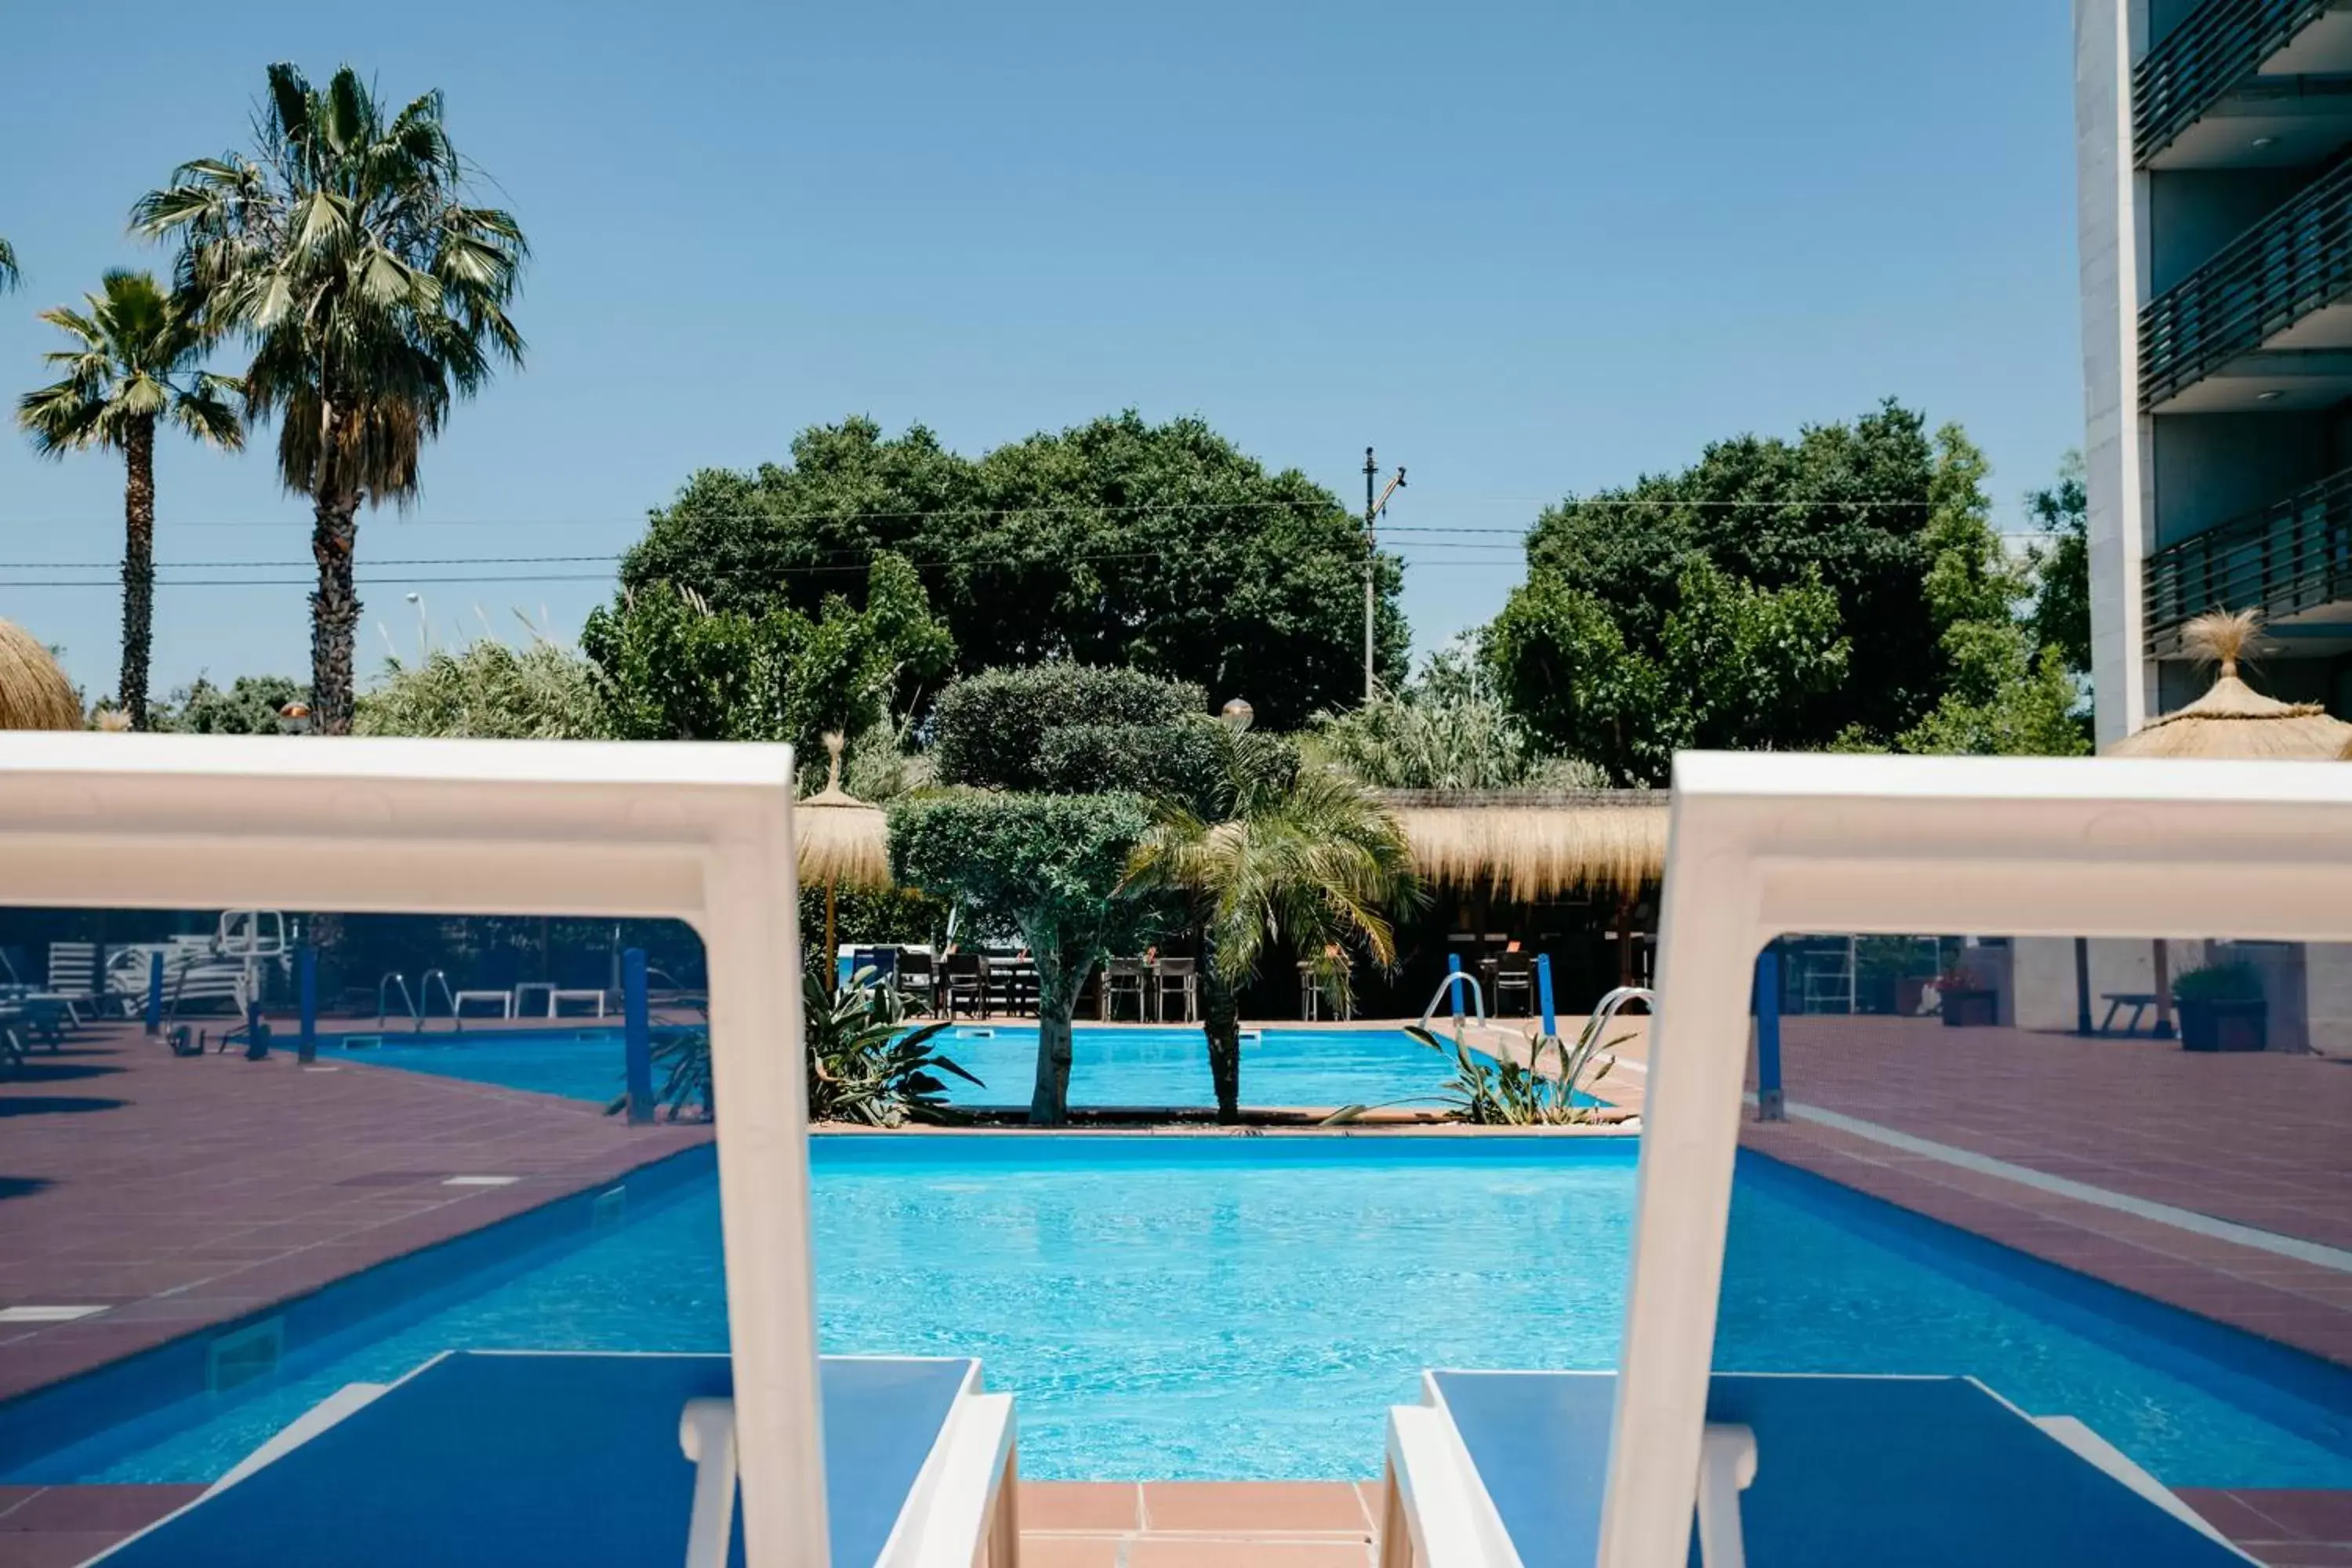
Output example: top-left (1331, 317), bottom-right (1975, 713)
top-left (319, 1024), bottom-right (1468, 1112)
top-left (18, 1139), bottom-right (2350, 1490)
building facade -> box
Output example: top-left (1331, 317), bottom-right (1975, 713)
top-left (2076, 0), bottom-right (2352, 745)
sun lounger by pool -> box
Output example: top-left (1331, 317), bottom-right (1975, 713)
top-left (1381, 1370), bottom-right (2252, 1568)
top-left (93, 1350), bottom-right (1018, 1568)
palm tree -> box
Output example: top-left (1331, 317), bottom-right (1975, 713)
top-left (1126, 725), bottom-right (1420, 1123)
top-left (0, 238), bottom-right (18, 292)
top-left (133, 62), bottom-right (527, 733)
top-left (16, 270), bottom-right (242, 729)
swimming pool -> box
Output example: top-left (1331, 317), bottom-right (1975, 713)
top-left (8, 1138), bottom-right (2347, 1490)
top-left (317, 1023), bottom-right (1469, 1112)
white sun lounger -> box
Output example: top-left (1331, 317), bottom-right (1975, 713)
top-left (93, 1350), bottom-right (1018, 1568)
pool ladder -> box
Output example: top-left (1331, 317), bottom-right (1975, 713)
top-left (378, 969), bottom-right (463, 1033)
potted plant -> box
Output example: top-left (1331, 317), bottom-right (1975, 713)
top-left (2172, 961), bottom-right (2267, 1052)
top-left (1934, 971), bottom-right (1998, 1028)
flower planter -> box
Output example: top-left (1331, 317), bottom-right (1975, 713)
top-left (2178, 997), bottom-right (2266, 1053)
top-left (1939, 987), bottom-right (1998, 1028)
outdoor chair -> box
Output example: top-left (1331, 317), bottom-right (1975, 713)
top-left (943, 953), bottom-right (989, 1019)
top-left (1380, 1370), bottom-right (2250, 1568)
top-left (898, 949), bottom-right (938, 1014)
top-left (89, 1350), bottom-right (1020, 1568)
top-left (1153, 956), bottom-right (1198, 1022)
top-left (1100, 957), bottom-right (1149, 1022)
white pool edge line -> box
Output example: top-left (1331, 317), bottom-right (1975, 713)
top-left (1762, 1098), bottom-right (2352, 1276)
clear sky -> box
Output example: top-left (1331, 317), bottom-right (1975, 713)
top-left (0, 0), bottom-right (2082, 699)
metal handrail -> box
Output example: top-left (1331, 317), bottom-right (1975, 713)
top-left (2145, 464), bottom-right (2352, 652)
top-left (418, 970), bottom-right (459, 1033)
top-left (2133, 0), bottom-right (2332, 165)
top-left (2141, 145), bottom-right (2352, 408)
top-left (1417, 972), bottom-right (1487, 1037)
top-left (377, 972), bottom-right (416, 1026)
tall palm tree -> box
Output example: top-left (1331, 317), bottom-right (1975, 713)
top-left (1126, 725), bottom-right (1420, 1123)
top-left (133, 62), bottom-right (527, 733)
top-left (16, 270), bottom-right (242, 729)
top-left (0, 238), bottom-right (18, 292)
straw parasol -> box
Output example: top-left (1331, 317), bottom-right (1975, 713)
top-left (1379, 789), bottom-right (1668, 901)
top-left (797, 733), bottom-right (892, 970)
top-left (0, 617), bottom-right (83, 731)
top-left (2107, 609), bottom-right (2352, 760)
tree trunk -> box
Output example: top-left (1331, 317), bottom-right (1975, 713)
top-left (310, 493), bottom-right (361, 735)
top-left (1200, 946), bottom-right (1243, 1124)
top-left (1029, 946), bottom-right (1081, 1127)
top-left (119, 419), bottom-right (158, 730)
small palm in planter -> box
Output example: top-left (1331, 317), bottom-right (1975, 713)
top-left (2172, 961), bottom-right (2267, 1053)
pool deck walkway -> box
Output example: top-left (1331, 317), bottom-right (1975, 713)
top-left (0, 1021), bottom-right (708, 1407)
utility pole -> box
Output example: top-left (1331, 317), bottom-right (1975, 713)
top-left (1363, 447), bottom-right (1405, 702)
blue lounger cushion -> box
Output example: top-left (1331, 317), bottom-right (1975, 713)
top-left (98, 1351), bottom-right (974, 1568)
top-left (1428, 1370), bottom-right (2250, 1568)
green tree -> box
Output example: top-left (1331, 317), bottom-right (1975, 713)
top-left (1125, 725), bottom-right (1417, 1122)
top-left (1517, 401), bottom-right (1949, 746)
top-left (357, 632), bottom-right (612, 739)
top-left (136, 62), bottom-right (528, 735)
top-left (16, 270), bottom-right (243, 729)
top-left (890, 792), bottom-right (1155, 1125)
top-left (620, 412), bottom-right (1404, 727)
top-left (1488, 559), bottom-right (1849, 785)
top-left (583, 553), bottom-right (953, 757)
top-left (151, 673), bottom-right (307, 734)
top-left (2027, 452), bottom-right (2090, 679)
top-left (1310, 640), bottom-right (1605, 792)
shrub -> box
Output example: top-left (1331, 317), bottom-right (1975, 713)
top-left (931, 664), bottom-right (1214, 794)
top-left (2172, 961), bottom-right (2264, 1004)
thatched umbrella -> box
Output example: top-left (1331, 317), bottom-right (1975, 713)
top-left (0, 617), bottom-right (82, 731)
top-left (797, 733), bottom-right (891, 972)
top-left (2107, 609), bottom-right (2352, 760)
top-left (2103, 608), bottom-right (2350, 1036)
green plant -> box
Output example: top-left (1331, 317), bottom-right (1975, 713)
top-left (357, 626), bottom-right (612, 739)
top-left (2172, 961), bottom-right (2264, 1004)
top-left (1308, 641), bottom-right (1603, 793)
top-left (604, 971), bottom-right (980, 1126)
top-left (1391, 1018), bottom-right (1621, 1127)
top-left (137, 62), bottom-right (528, 734)
top-left (16, 270), bottom-right (243, 729)
top-left (1124, 726), bottom-right (1418, 1123)
top-left (804, 968), bottom-right (980, 1127)
top-left (931, 664), bottom-right (1219, 796)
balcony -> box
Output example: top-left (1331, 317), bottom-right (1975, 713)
top-left (2145, 465), bottom-right (2352, 653)
top-left (2135, 0), bottom-right (2352, 168)
top-left (2139, 148), bottom-right (2352, 409)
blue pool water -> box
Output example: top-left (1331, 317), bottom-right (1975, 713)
top-left (13, 1139), bottom-right (2349, 1489)
top-left (318, 1024), bottom-right (1466, 1112)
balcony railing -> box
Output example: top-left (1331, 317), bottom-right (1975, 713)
top-left (2145, 466), bottom-right (2352, 653)
top-left (2134, 0), bottom-right (2332, 163)
top-left (2139, 147), bottom-right (2352, 408)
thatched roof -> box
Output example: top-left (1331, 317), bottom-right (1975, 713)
top-left (1381, 789), bottom-right (1667, 900)
top-left (2110, 610), bottom-right (2352, 760)
top-left (798, 733), bottom-right (892, 891)
top-left (0, 619), bottom-right (82, 731)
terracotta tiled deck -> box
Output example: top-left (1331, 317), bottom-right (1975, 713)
top-left (0, 1021), bottom-right (708, 1404)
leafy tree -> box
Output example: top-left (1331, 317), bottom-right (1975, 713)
top-left (16, 270), bottom-right (242, 729)
top-left (136, 62), bottom-right (528, 735)
top-left (931, 663), bottom-right (1219, 797)
top-left (1125, 726), bottom-right (1417, 1122)
top-left (1884, 434), bottom-right (2091, 758)
top-left (619, 412), bottom-right (1405, 727)
top-left (1515, 401), bottom-right (1950, 747)
top-left (890, 791), bottom-right (1155, 1124)
top-left (583, 552), bottom-right (952, 757)
top-left (1488, 559), bottom-right (1849, 785)
top-left (356, 631), bottom-right (611, 739)
top-left (2027, 452), bottom-right (2090, 679)
top-left (1310, 640), bottom-right (1605, 792)
top-left (151, 673), bottom-right (307, 734)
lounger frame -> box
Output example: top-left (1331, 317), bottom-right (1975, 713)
top-left (0, 734), bottom-right (826, 1568)
top-left (1611, 752), bottom-right (2352, 1566)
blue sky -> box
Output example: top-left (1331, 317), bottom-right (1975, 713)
top-left (0, 0), bottom-right (2082, 699)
